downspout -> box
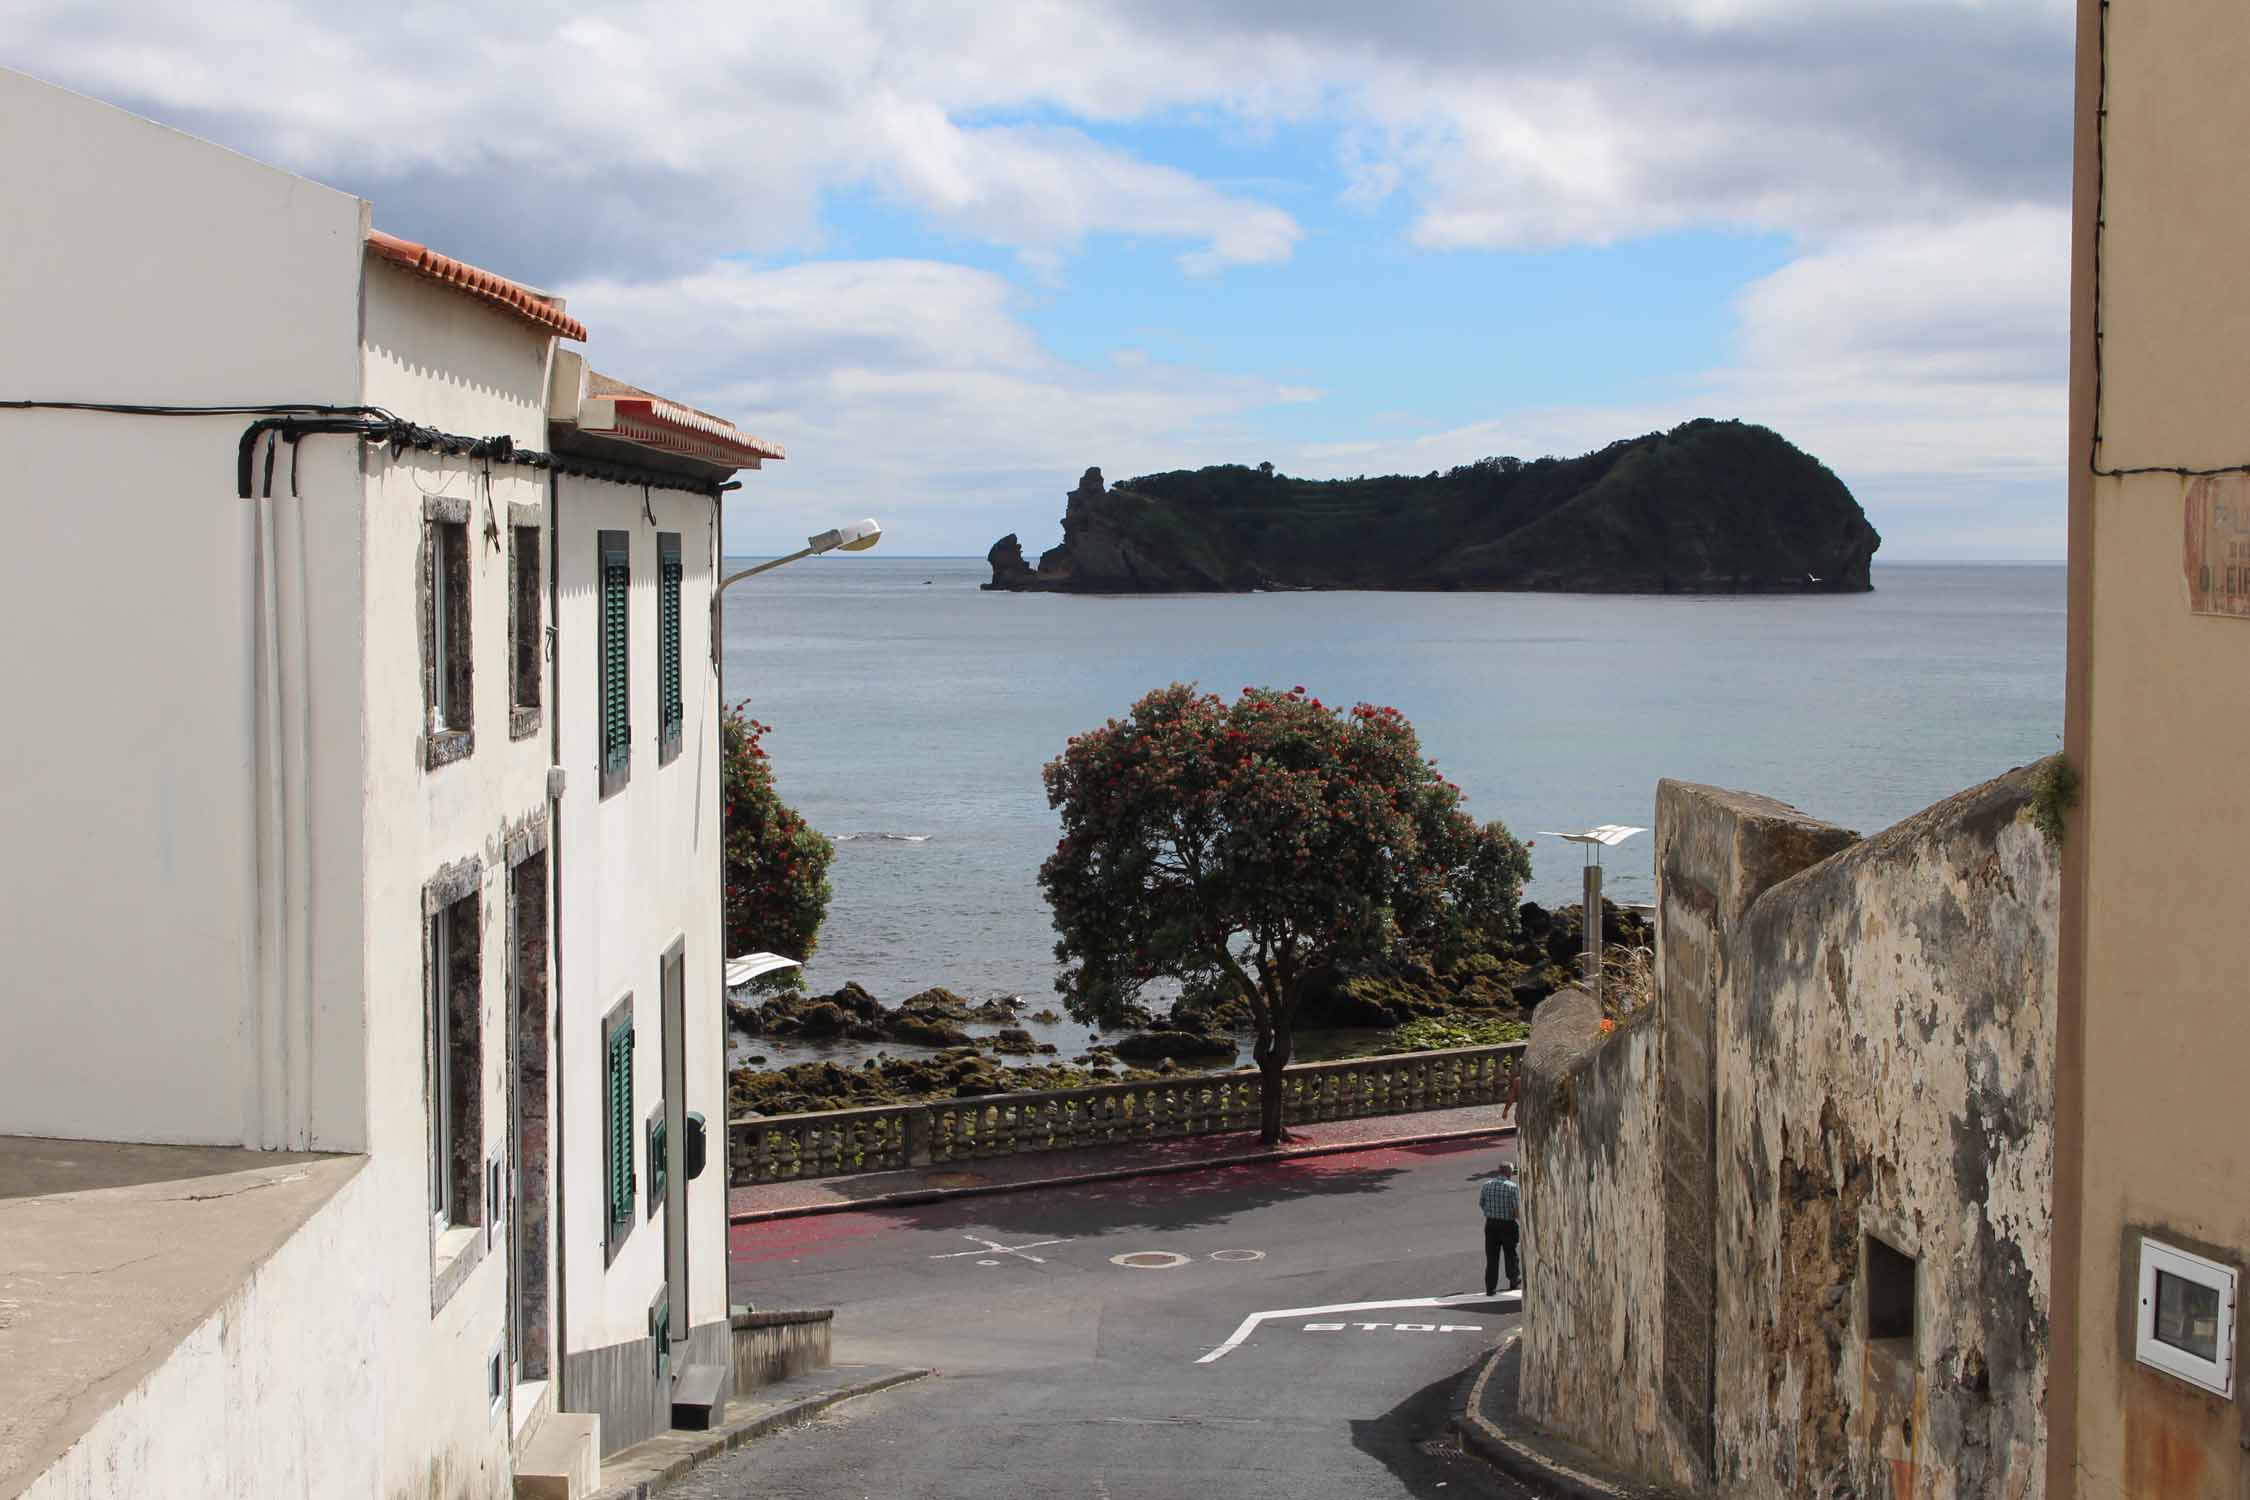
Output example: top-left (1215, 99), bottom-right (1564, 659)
top-left (548, 466), bottom-right (569, 1400)
top-left (709, 493), bottom-right (729, 1309)
top-left (252, 436), bottom-right (288, 1149)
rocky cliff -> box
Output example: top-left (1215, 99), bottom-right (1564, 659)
top-left (983, 419), bottom-right (1881, 594)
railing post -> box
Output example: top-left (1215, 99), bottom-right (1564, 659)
top-left (907, 1105), bottom-right (933, 1167)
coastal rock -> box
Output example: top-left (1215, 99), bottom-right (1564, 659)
top-left (989, 1026), bottom-right (1039, 1056)
top-left (796, 1001), bottom-right (850, 1037)
top-left (889, 1012), bottom-right (972, 1048)
top-left (728, 1049), bottom-right (1171, 1115)
top-left (986, 533), bottom-right (1037, 589)
top-left (984, 421), bottom-right (1880, 595)
top-left (1110, 1028), bottom-right (1238, 1063)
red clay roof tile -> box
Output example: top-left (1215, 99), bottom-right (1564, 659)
top-left (365, 229), bottom-right (588, 343)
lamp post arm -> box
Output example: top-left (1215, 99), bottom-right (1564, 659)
top-left (720, 545), bottom-right (818, 593)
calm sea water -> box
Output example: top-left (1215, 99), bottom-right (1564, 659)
top-left (719, 558), bottom-right (2062, 1066)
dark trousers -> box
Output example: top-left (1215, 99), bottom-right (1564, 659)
top-left (1484, 1216), bottom-right (1520, 1293)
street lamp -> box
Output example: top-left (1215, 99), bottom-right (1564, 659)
top-left (713, 521), bottom-right (881, 985)
top-left (719, 518), bottom-right (882, 593)
top-left (1534, 824), bottom-right (1646, 1006)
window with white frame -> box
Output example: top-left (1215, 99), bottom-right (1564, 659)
top-left (2136, 1236), bottom-right (2237, 1397)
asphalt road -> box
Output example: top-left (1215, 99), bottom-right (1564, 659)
top-left (678, 1136), bottom-right (1534, 1500)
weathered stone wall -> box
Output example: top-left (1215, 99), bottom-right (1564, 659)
top-left (1656, 782), bottom-right (1860, 1480)
top-left (1518, 987), bottom-right (1681, 1483)
top-left (1518, 765), bottom-right (2057, 1500)
top-left (1712, 768), bottom-right (2054, 1500)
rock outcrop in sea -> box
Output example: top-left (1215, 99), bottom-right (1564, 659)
top-left (984, 419), bottom-right (1881, 594)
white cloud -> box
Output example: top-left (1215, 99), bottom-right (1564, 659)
top-left (1, 0), bottom-right (1305, 282)
top-left (559, 258), bottom-right (1319, 553)
top-left (3, 0), bottom-right (2075, 554)
top-left (1275, 205), bottom-right (2070, 557)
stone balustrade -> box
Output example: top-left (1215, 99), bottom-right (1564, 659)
top-left (727, 1042), bottom-right (1522, 1186)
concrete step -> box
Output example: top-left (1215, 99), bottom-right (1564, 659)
top-left (512, 1378), bottom-right (553, 1448)
top-left (513, 1409), bottom-right (600, 1500)
top-left (670, 1363), bottom-right (728, 1431)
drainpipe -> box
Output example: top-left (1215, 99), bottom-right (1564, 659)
top-left (709, 494), bottom-right (730, 1299)
top-left (548, 467), bottom-right (569, 1402)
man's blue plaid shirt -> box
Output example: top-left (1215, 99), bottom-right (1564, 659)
top-left (1479, 1176), bottom-right (1520, 1219)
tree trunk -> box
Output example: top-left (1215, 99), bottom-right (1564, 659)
top-left (1253, 1028), bottom-right (1293, 1144)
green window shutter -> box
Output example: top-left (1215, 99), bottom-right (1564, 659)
top-left (607, 1023), bottom-right (634, 1229)
top-left (599, 533), bottom-right (631, 777)
top-left (658, 537), bottom-right (683, 743)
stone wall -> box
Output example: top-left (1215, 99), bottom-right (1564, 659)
top-left (1517, 987), bottom-right (1680, 1482)
top-left (1519, 764), bottom-right (2058, 1500)
top-left (731, 1308), bottom-right (833, 1391)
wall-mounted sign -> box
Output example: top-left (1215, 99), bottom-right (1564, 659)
top-left (2185, 475), bottom-right (2250, 617)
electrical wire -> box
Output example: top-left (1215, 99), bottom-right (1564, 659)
top-left (2, 399), bottom-right (730, 500)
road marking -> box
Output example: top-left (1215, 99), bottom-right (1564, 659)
top-left (931, 1235), bottom-right (1069, 1264)
top-left (1110, 1250), bottom-right (1191, 1269)
top-left (1196, 1292), bottom-right (1515, 1364)
top-left (1208, 1249), bottom-right (1265, 1263)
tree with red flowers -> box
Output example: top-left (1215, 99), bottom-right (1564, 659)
top-left (1040, 684), bottom-right (1531, 1144)
top-left (722, 702), bottom-right (834, 983)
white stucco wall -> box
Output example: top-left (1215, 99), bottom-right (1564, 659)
top-left (353, 264), bottom-right (560, 1496)
top-left (0, 67), bottom-right (368, 1149)
top-left (554, 475), bottom-right (729, 1360)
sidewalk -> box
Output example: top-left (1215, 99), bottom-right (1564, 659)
top-left (1452, 1334), bottom-right (1689, 1500)
top-left (586, 1364), bottom-right (929, 1500)
top-left (729, 1103), bottom-right (1514, 1223)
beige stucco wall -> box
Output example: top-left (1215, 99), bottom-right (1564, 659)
top-left (0, 66), bottom-right (369, 1151)
top-left (2065, 2), bottom-right (2250, 1493)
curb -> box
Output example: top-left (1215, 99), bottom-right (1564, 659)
top-left (1451, 1335), bottom-right (1643, 1500)
top-left (589, 1366), bottom-right (932, 1500)
top-left (728, 1122), bottom-right (1515, 1224)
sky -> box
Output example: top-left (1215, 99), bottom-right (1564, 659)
top-left (6, 1), bottom-right (2075, 559)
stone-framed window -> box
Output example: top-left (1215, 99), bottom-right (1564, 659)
top-left (599, 529), bottom-right (631, 798)
top-left (509, 502), bottom-right (543, 741)
top-left (657, 531), bottom-right (684, 765)
top-left (603, 994), bottom-right (637, 1264)
top-left (507, 819), bottom-right (554, 1378)
top-left (424, 855), bottom-right (487, 1312)
top-left (422, 495), bottom-right (474, 768)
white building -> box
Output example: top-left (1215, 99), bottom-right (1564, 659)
top-left (0, 68), bottom-right (771, 1499)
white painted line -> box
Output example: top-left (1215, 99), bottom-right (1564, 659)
top-left (1196, 1292), bottom-right (1517, 1364)
top-left (1208, 1249), bottom-right (1265, 1263)
top-left (931, 1235), bottom-right (1069, 1264)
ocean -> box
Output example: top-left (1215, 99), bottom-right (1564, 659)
top-left (719, 557), bottom-right (2063, 1066)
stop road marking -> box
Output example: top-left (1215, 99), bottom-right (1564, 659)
top-left (1300, 1321), bottom-right (1484, 1333)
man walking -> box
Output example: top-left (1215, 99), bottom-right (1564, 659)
top-left (1480, 1160), bottom-right (1521, 1295)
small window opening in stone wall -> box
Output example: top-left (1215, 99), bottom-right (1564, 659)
top-left (1865, 1232), bottom-right (1917, 1348)
top-left (431, 519), bottom-right (472, 733)
top-left (427, 890), bottom-right (483, 1233)
top-left (512, 525), bottom-right (541, 713)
